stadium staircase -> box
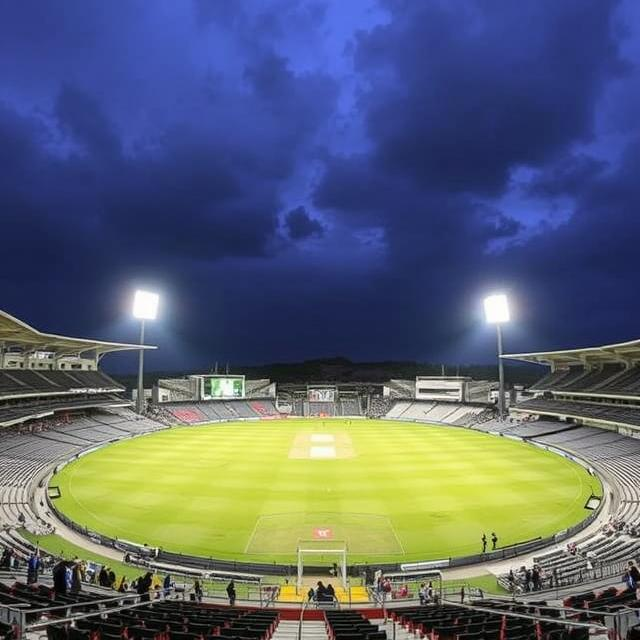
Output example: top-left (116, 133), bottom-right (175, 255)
top-left (378, 619), bottom-right (414, 640)
top-left (272, 620), bottom-right (328, 640)
top-left (278, 585), bottom-right (369, 604)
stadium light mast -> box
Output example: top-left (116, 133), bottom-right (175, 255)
top-left (483, 293), bottom-right (510, 421)
top-left (132, 290), bottom-right (159, 414)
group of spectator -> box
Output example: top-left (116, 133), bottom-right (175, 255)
top-left (97, 565), bottom-right (117, 589)
top-left (418, 581), bottom-right (435, 604)
top-left (602, 516), bottom-right (639, 538)
top-left (1, 545), bottom-right (25, 570)
top-left (52, 558), bottom-right (86, 594)
top-left (307, 580), bottom-right (336, 603)
top-left (507, 565), bottom-right (548, 593)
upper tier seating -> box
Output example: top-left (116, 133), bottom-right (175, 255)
top-left (0, 369), bottom-right (123, 398)
top-left (0, 394), bottom-right (129, 426)
top-left (529, 365), bottom-right (640, 397)
top-left (558, 365), bottom-right (623, 392)
top-left (514, 398), bottom-right (640, 428)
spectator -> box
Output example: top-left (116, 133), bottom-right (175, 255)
top-left (326, 583), bottom-right (336, 601)
top-left (532, 565), bottom-right (541, 591)
top-left (98, 565), bottom-right (110, 588)
top-left (137, 572), bottom-right (153, 602)
top-left (52, 560), bottom-right (68, 595)
top-left (626, 560), bottom-right (640, 599)
top-left (194, 579), bottom-right (203, 603)
top-left (27, 550), bottom-right (41, 584)
top-left (70, 561), bottom-right (84, 593)
top-left (316, 581), bottom-right (327, 602)
top-left (1, 547), bottom-right (14, 570)
top-left (226, 580), bottom-right (236, 606)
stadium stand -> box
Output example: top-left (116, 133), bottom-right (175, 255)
top-left (367, 396), bottom-right (393, 418)
top-left (325, 610), bottom-right (386, 640)
top-left (162, 400), bottom-right (280, 424)
top-left (386, 379), bottom-right (416, 398)
top-left (245, 379), bottom-right (275, 398)
top-left (513, 398), bottom-right (640, 428)
top-left (0, 409), bottom-right (163, 538)
top-left (39, 598), bottom-right (280, 640)
top-left (338, 398), bottom-right (362, 416)
top-left (385, 401), bottom-right (494, 426)
top-left (0, 581), bottom-right (118, 626)
top-left (388, 600), bottom-right (600, 640)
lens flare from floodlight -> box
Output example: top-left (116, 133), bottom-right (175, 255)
top-left (133, 290), bottom-right (159, 320)
top-left (484, 293), bottom-right (510, 324)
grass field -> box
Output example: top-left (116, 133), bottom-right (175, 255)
top-left (51, 419), bottom-right (601, 564)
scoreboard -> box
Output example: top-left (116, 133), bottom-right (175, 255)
top-left (199, 375), bottom-right (245, 400)
top-left (308, 387), bottom-right (336, 402)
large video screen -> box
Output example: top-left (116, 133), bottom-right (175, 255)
top-left (201, 376), bottom-right (245, 400)
top-left (308, 388), bottom-right (336, 402)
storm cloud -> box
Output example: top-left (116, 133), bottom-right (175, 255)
top-left (0, 0), bottom-right (639, 370)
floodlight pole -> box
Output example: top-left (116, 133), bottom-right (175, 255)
top-left (496, 323), bottom-right (505, 421)
top-left (136, 320), bottom-right (145, 414)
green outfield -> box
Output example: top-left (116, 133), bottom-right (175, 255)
top-left (51, 419), bottom-right (602, 564)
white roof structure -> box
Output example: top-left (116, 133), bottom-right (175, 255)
top-left (503, 337), bottom-right (640, 367)
top-left (0, 309), bottom-right (156, 358)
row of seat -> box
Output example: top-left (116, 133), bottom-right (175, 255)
top-left (325, 610), bottom-right (386, 640)
top-left (0, 408), bottom-right (165, 538)
top-left (164, 400), bottom-right (280, 425)
top-left (530, 365), bottom-right (640, 396)
top-left (46, 599), bottom-right (280, 640)
top-left (0, 370), bottom-right (122, 397)
top-left (391, 601), bottom-right (590, 640)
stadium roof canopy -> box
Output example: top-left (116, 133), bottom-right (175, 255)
top-left (0, 309), bottom-right (156, 358)
top-left (503, 337), bottom-right (640, 367)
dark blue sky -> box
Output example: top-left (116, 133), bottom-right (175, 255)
top-left (2, 0), bottom-right (640, 372)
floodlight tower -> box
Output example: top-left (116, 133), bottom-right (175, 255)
top-left (483, 293), bottom-right (510, 421)
top-left (132, 290), bottom-right (159, 414)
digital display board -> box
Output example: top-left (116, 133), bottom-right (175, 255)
top-left (308, 388), bottom-right (336, 402)
top-left (200, 376), bottom-right (245, 400)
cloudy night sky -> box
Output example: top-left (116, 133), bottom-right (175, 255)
top-left (2, 0), bottom-right (640, 372)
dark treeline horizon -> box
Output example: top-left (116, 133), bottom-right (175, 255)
top-left (110, 357), bottom-right (544, 391)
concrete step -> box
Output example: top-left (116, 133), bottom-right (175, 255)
top-left (375, 620), bottom-right (416, 640)
top-left (273, 620), bottom-right (328, 640)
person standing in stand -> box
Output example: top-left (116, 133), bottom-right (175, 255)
top-left (226, 580), bottom-right (236, 606)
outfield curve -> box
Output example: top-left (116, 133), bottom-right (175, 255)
top-left (45, 419), bottom-right (606, 576)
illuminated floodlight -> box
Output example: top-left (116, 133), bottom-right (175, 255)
top-left (132, 290), bottom-right (159, 320)
top-left (483, 293), bottom-right (510, 324)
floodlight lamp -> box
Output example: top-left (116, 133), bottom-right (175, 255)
top-left (484, 293), bottom-right (510, 324)
top-left (132, 290), bottom-right (159, 320)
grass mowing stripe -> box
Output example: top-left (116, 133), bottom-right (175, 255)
top-left (51, 419), bottom-right (601, 564)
